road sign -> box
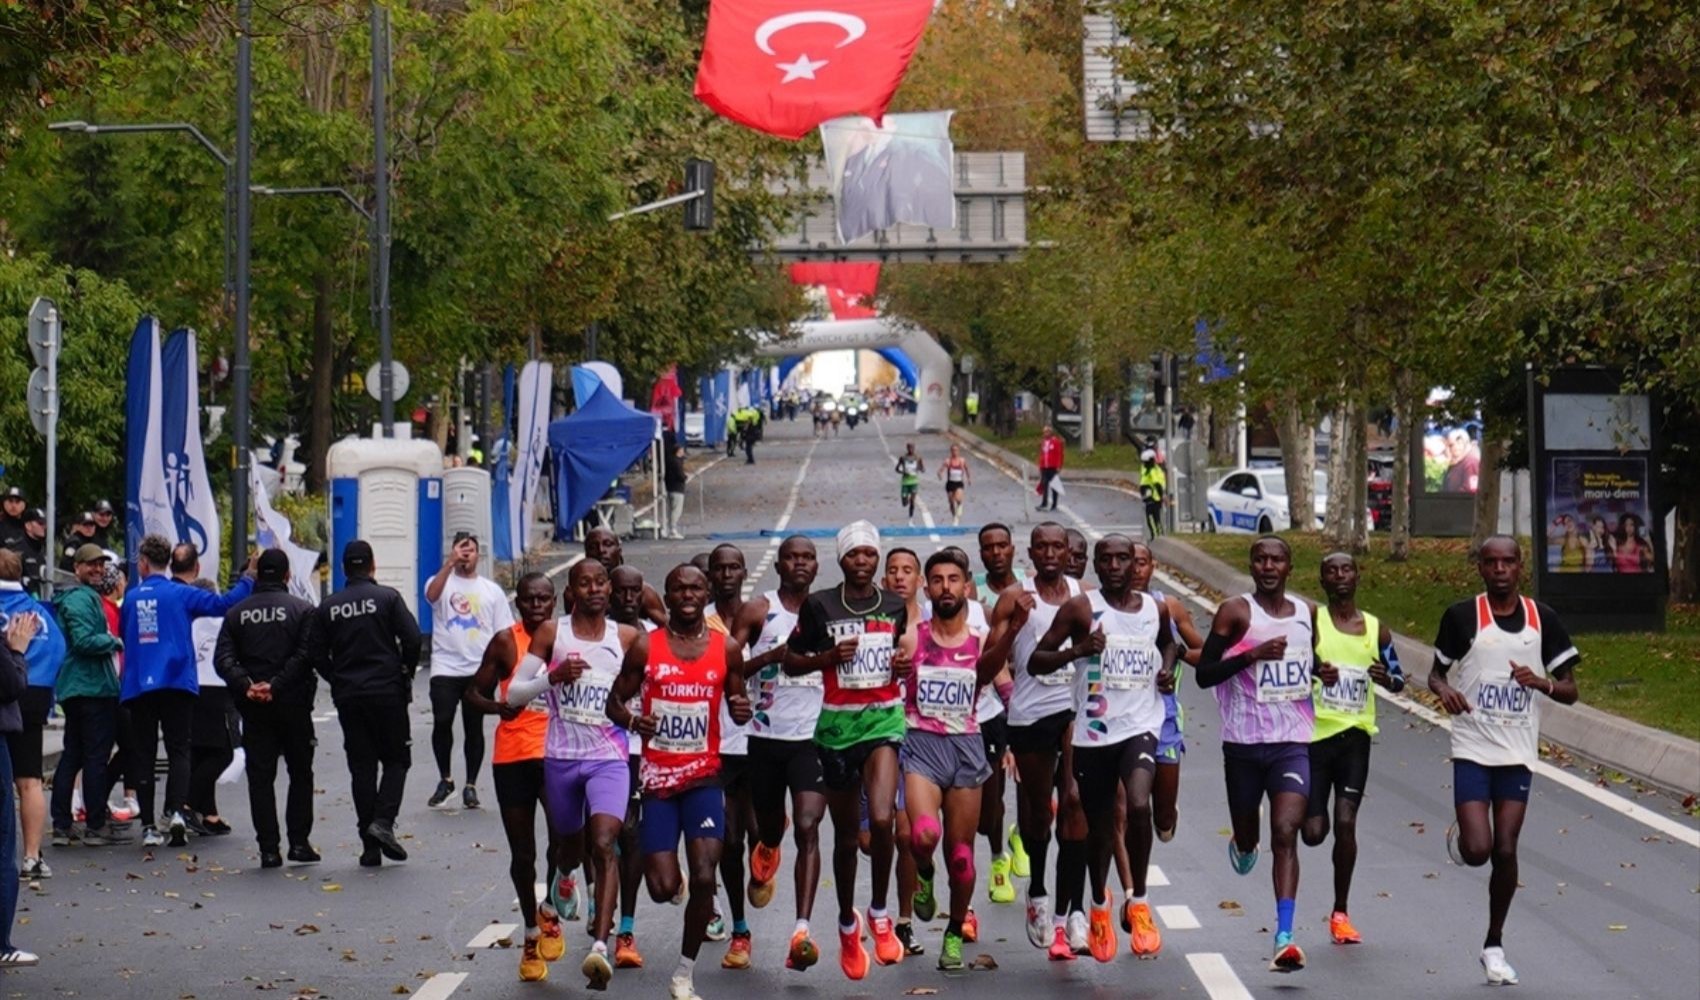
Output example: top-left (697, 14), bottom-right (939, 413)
top-left (27, 368), bottom-right (53, 437)
top-left (27, 296), bottom-right (60, 600)
top-left (366, 361), bottom-right (410, 402)
top-left (28, 297), bottom-right (58, 367)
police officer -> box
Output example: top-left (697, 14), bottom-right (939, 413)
top-left (309, 540), bottom-right (421, 867)
top-left (17, 511), bottom-right (47, 597)
top-left (215, 550), bottom-right (320, 869)
top-left (60, 512), bottom-right (98, 573)
top-left (89, 500), bottom-right (119, 552)
top-left (0, 489), bottom-right (27, 554)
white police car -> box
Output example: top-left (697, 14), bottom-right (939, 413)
top-left (1206, 468), bottom-right (1328, 534)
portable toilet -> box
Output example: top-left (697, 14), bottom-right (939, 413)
top-left (441, 467), bottom-right (494, 580)
top-left (326, 438), bottom-right (445, 634)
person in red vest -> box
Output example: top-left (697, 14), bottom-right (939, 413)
top-left (1037, 427), bottom-right (1064, 512)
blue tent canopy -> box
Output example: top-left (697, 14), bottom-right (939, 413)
top-left (548, 383), bottom-right (657, 537)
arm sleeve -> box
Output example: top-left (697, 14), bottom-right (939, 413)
top-left (504, 653), bottom-right (552, 706)
top-left (1195, 631), bottom-right (1253, 688)
top-left (1379, 637), bottom-right (1406, 692)
top-left (189, 576), bottom-right (254, 618)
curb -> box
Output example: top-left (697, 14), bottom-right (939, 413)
top-left (1151, 535), bottom-right (1700, 797)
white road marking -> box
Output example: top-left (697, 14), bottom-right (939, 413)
top-left (738, 438), bottom-right (820, 599)
top-left (511, 882), bottom-right (547, 907)
top-left (1186, 952), bottom-right (1256, 1000)
top-left (1151, 569), bottom-right (1700, 850)
top-left (772, 438), bottom-right (820, 535)
top-left (1147, 863), bottom-right (1170, 887)
top-left (410, 972), bottom-right (469, 999)
top-left (633, 452), bottom-right (730, 520)
top-left (466, 922), bottom-right (518, 948)
top-left (1157, 904), bottom-right (1201, 930)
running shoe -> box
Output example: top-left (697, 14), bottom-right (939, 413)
top-left (537, 906), bottom-right (566, 962)
top-left (913, 874), bottom-right (937, 922)
top-left (749, 838), bottom-right (782, 908)
top-left (427, 779), bottom-right (455, 808)
top-left (111, 794), bottom-right (140, 823)
top-left (20, 857), bottom-right (51, 880)
top-left (962, 907), bottom-right (979, 943)
top-left (1047, 924), bottom-right (1076, 961)
top-left (518, 937), bottom-right (547, 982)
top-left (938, 929), bottom-right (965, 971)
top-left (1129, 902), bottom-right (1162, 958)
top-left (50, 829), bottom-right (72, 848)
top-left (721, 931), bottom-right (752, 969)
top-left (1008, 826), bottom-right (1031, 878)
top-left (80, 829), bottom-right (110, 847)
top-left (167, 811), bottom-right (189, 847)
top-left (582, 946), bottom-right (613, 990)
top-left (0, 950), bottom-right (38, 969)
top-left (1156, 806), bottom-right (1179, 844)
top-left (556, 875), bottom-right (581, 921)
top-left (870, 913), bottom-right (905, 964)
top-left (838, 910), bottom-right (870, 981)
top-left (1067, 909), bottom-right (1090, 955)
top-left (894, 919), bottom-right (923, 956)
top-left (705, 913), bottom-right (728, 942)
top-left (1446, 822), bottom-right (1466, 867)
top-left (1270, 931), bottom-right (1306, 973)
top-left (1329, 910), bottom-right (1362, 945)
top-left (1087, 904), bottom-right (1116, 963)
top-left (988, 855), bottom-right (1016, 904)
top-left (786, 928), bottom-right (819, 971)
top-left (668, 974), bottom-right (703, 1000)
top-left (1228, 838), bottom-right (1260, 876)
top-left (142, 826), bottom-right (166, 848)
top-left (462, 785), bottom-right (481, 810)
top-left (1025, 892), bottom-right (1051, 949)
top-left (614, 933), bottom-right (643, 969)
top-left (1481, 946), bottom-right (1519, 986)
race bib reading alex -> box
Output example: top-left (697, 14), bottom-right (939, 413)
top-left (1255, 657), bottom-right (1311, 703)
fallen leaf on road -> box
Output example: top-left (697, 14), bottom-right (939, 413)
top-left (905, 989), bottom-right (939, 996)
top-left (1608, 924), bottom-right (1628, 932)
top-left (392, 988), bottom-right (409, 995)
top-left (321, 884), bottom-right (342, 892)
top-left (1376, 891), bottom-right (1391, 898)
top-left (294, 925), bottom-right (320, 936)
top-left (969, 954), bottom-right (998, 970)
top-left (1424, 872), bottom-right (1439, 879)
top-left (1681, 794), bottom-right (1696, 810)
top-left (1218, 900), bottom-right (1243, 910)
top-left (163, 891), bottom-right (180, 899)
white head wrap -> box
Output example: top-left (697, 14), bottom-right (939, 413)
top-left (836, 520), bottom-right (881, 562)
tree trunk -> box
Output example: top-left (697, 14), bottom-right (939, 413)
top-left (1350, 399), bottom-right (1370, 554)
top-left (1470, 425), bottom-right (1507, 553)
top-left (1277, 391), bottom-right (1315, 534)
top-left (1389, 368), bottom-right (1417, 561)
top-left (1670, 492), bottom-right (1698, 604)
top-left (1323, 400), bottom-right (1356, 548)
top-left (305, 269), bottom-right (336, 493)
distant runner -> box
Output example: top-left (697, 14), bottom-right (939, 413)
top-left (938, 444), bottom-right (971, 526)
top-left (895, 444), bottom-right (925, 527)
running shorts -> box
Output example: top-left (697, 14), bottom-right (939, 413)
top-left (1008, 708), bottom-right (1073, 756)
top-left (748, 737), bottom-right (824, 805)
top-left (640, 783), bottom-right (725, 855)
top-left (901, 728), bottom-right (992, 790)
top-left (492, 759), bottom-right (546, 811)
top-left (1222, 741), bottom-right (1311, 816)
top-left (1071, 732), bottom-right (1159, 817)
top-left (719, 752), bottom-right (751, 796)
top-left (543, 757), bottom-right (630, 836)
top-left (859, 778), bottom-right (907, 833)
top-left (1452, 759), bottom-right (1532, 806)
top-left (980, 715), bottom-right (1009, 766)
top-left (4, 686), bottom-right (52, 780)
top-left (818, 737), bottom-right (900, 793)
top-left (1307, 728), bottom-right (1372, 817)
top-left (1157, 695), bottom-right (1185, 762)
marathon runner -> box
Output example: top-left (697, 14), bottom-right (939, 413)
top-left (880, 548), bottom-right (927, 955)
top-left (894, 444), bottom-right (924, 527)
top-left (737, 537), bottom-right (827, 972)
top-left (1065, 528), bottom-right (1091, 584)
top-left (608, 566), bottom-right (653, 969)
top-left (971, 523), bottom-right (1026, 895)
top-left (900, 548), bottom-right (1000, 971)
top-left (704, 544), bottom-right (755, 968)
top-left (1303, 552), bottom-right (1405, 946)
top-left (938, 444), bottom-right (971, 526)
top-left (1032, 536), bottom-right (1176, 961)
top-left (505, 560), bottom-right (643, 990)
top-left (783, 521), bottom-right (912, 980)
top-left (584, 528), bottom-right (669, 627)
top-left (465, 572), bottom-right (566, 981)
top-left (1429, 536), bottom-right (1578, 987)
top-left (982, 522), bottom-right (1090, 961)
top-left (1196, 536), bottom-right (1328, 973)
top-left (607, 565), bottom-right (749, 1000)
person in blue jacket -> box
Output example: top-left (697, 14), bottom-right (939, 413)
top-left (121, 534), bottom-right (255, 848)
top-left (0, 550), bottom-right (65, 879)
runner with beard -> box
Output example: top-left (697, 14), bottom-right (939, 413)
top-left (1033, 536), bottom-right (1176, 961)
top-left (783, 521), bottom-right (913, 981)
top-left (464, 573), bottom-right (566, 981)
top-left (737, 537), bottom-right (829, 972)
top-left (607, 565), bottom-right (750, 1000)
top-left (505, 560), bottom-right (643, 990)
top-left (704, 544), bottom-right (755, 968)
top-left (982, 523), bottom-right (1090, 961)
top-left (608, 566), bottom-right (654, 969)
top-left (901, 548), bottom-right (1001, 971)
top-left (972, 524), bottom-right (1025, 901)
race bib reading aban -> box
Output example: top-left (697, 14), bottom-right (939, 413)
top-left (650, 698), bottom-right (711, 753)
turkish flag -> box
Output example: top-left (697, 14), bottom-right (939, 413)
top-left (788, 262), bottom-right (879, 319)
top-left (694, 1), bottom-right (935, 140)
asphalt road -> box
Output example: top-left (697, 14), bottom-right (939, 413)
top-left (16, 416), bottom-right (1698, 999)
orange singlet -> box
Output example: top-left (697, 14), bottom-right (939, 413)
top-left (492, 621), bottom-right (548, 764)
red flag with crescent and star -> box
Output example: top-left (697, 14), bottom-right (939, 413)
top-left (694, 0), bottom-right (935, 140)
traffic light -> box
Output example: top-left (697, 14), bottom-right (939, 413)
top-left (684, 158), bottom-right (715, 231)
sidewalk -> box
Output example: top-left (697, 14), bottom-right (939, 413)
top-left (1151, 535), bottom-right (1700, 796)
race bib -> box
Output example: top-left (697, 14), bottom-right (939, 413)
top-left (1318, 666), bottom-right (1371, 714)
top-left (838, 632), bottom-right (894, 691)
top-left (523, 694), bottom-right (551, 715)
top-left (1035, 662), bottom-right (1075, 687)
top-left (1255, 657), bottom-right (1311, 703)
top-left (777, 667), bottom-right (824, 688)
top-left (1474, 678), bottom-right (1535, 729)
top-left (650, 698), bottom-right (711, 753)
top-left (1101, 634), bottom-right (1156, 692)
top-left (556, 675), bottom-right (613, 727)
top-left (914, 665), bottom-right (975, 724)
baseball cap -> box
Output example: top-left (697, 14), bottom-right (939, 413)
top-left (257, 549), bottom-right (290, 582)
top-left (76, 511), bottom-right (96, 527)
top-left (93, 499), bottom-right (115, 515)
top-left (2, 487), bottom-right (23, 501)
top-left (343, 539), bottom-right (374, 571)
top-left (24, 508), bottom-right (44, 524)
top-left (1141, 449), bottom-right (1156, 461)
top-left (74, 544), bottom-right (111, 565)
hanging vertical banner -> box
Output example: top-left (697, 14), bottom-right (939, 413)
top-left (158, 330), bottom-right (221, 580)
top-left (250, 466), bottom-right (321, 605)
top-left (509, 360), bottom-right (553, 559)
top-left (490, 364), bottom-right (516, 563)
top-left (820, 111), bottom-right (956, 244)
top-left (700, 370), bottom-right (732, 449)
top-left (125, 317), bottom-right (164, 579)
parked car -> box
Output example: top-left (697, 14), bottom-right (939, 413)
top-left (682, 410), bottom-right (706, 447)
top-left (1206, 468), bottom-right (1329, 534)
top-left (1367, 452), bottom-right (1396, 531)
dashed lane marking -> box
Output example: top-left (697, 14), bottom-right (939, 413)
top-left (466, 922), bottom-right (519, 949)
top-left (1147, 863), bottom-right (1170, 887)
top-left (410, 972), bottom-right (469, 999)
top-left (1186, 953), bottom-right (1256, 1000)
top-left (1158, 904), bottom-right (1201, 930)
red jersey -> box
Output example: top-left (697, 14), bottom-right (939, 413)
top-left (640, 629), bottom-right (726, 796)
top-left (1040, 435), bottom-right (1064, 470)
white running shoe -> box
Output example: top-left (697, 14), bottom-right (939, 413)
top-left (1066, 909), bottom-right (1089, 955)
top-left (1024, 891), bottom-right (1051, 949)
top-left (669, 974), bottom-right (703, 1000)
top-left (141, 826), bottom-right (166, 848)
top-left (167, 811), bottom-right (189, 847)
top-left (1446, 823), bottom-right (1466, 866)
top-left (1481, 946), bottom-right (1519, 986)
top-left (0, 949), bottom-right (39, 968)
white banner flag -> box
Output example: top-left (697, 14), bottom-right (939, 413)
top-left (820, 111), bottom-right (957, 244)
top-left (250, 467), bottom-right (322, 606)
top-left (509, 360), bottom-right (553, 558)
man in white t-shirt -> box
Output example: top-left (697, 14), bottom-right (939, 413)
top-left (425, 533), bottom-right (513, 810)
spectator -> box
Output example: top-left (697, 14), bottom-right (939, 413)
top-left (0, 489), bottom-right (26, 554)
top-left (18, 511), bottom-right (47, 597)
top-left (186, 579), bottom-right (238, 836)
top-left (0, 608), bottom-right (42, 967)
top-left (1037, 424), bottom-right (1064, 511)
top-left (50, 545), bottom-right (123, 847)
top-left (423, 533), bottom-right (511, 811)
top-left (59, 512), bottom-right (98, 574)
top-left (89, 500), bottom-right (119, 552)
top-left (0, 550), bottom-right (66, 879)
top-left (664, 432), bottom-right (688, 540)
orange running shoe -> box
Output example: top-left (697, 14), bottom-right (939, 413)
top-left (721, 931), bottom-right (753, 969)
top-left (1087, 905), bottom-right (1117, 963)
top-left (614, 932), bottom-right (643, 968)
top-left (838, 911), bottom-right (870, 980)
top-left (518, 936), bottom-right (548, 981)
top-left (787, 928), bottom-right (820, 971)
top-left (537, 908), bottom-right (566, 962)
top-left (1047, 924), bottom-right (1076, 962)
top-left (749, 842), bottom-right (781, 909)
top-left (869, 912), bottom-right (904, 966)
top-left (962, 907), bottom-right (979, 944)
top-left (1329, 910), bottom-right (1362, 945)
top-left (1129, 902), bottom-right (1162, 958)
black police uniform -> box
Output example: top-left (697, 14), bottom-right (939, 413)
top-left (309, 574), bottom-right (421, 850)
top-left (214, 581), bottom-right (319, 855)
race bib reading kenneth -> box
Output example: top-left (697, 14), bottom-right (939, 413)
top-left (1101, 634), bottom-right (1156, 692)
top-left (650, 698), bottom-right (711, 753)
top-left (914, 665), bottom-right (975, 724)
top-left (557, 677), bottom-right (613, 727)
top-left (1255, 657), bottom-right (1311, 703)
top-left (1319, 666), bottom-right (1371, 714)
top-left (839, 632), bottom-right (894, 690)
